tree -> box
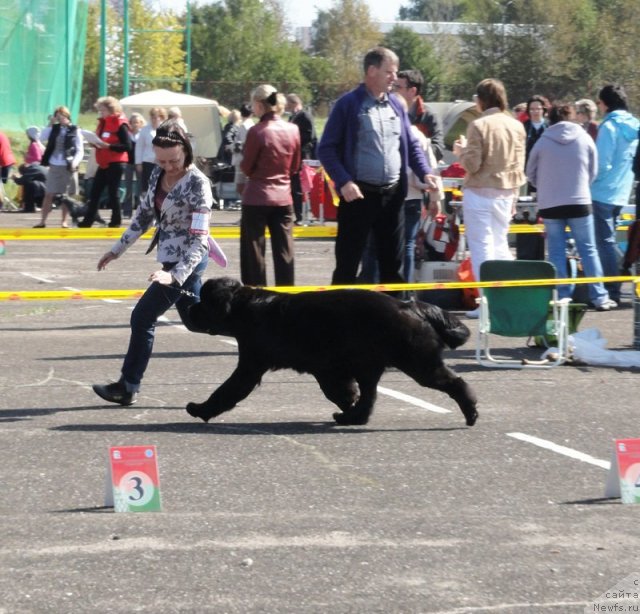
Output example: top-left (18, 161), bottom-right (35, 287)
top-left (310, 0), bottom-right (382, 86)
top-left (81, 1), bottom-right (102, 110)
top-left (398, 0), bottom-right (469, 22)
top-left (81, 0), bottom-right (187, 109)
top-left (458, 0), bottom-right (555, 104)
top-left (542, 0), bottom-right (603, 101)
top-left (456, 0), bottom-right (619, 105)
top-left (596, 0), bottom-right (640, 106)
top-left (382, 26), bottom-right (441, 98)
top-left (126, 0), bottom-right (187, 94)
top-left (190, 0), bottom-right (307, 106)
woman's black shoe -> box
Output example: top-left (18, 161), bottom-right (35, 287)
top-left (92, 382), bottom-right (137, 406)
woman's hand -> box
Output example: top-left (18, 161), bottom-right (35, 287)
top-left (452, 134), bottom-right (467, 157)
top-left (97, 251), bottom-right (118, 271)
top-left (148, 269), bottom-right (174, 285)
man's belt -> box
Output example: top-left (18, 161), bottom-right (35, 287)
top-left (357, 180), bottom-right (400, 194)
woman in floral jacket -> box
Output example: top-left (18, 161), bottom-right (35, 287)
top-left (90, 120), bottom-right (220, 406)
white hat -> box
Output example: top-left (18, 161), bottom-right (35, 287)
top-left (26, 126), bottom-right (40, 140)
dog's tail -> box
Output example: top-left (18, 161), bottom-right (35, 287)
top-left (418, 302), bottom-right (470, 349)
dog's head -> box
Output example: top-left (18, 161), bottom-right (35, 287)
top-left (190, 277), bottom-right (244, 335)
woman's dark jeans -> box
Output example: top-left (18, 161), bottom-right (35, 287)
top-left (120, 256), bottom-right (208, 392)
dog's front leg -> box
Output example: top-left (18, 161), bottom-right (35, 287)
top-left (186, 364), bottom-right (264, 423)
top-left (332, 370), bottom-right (382, 426)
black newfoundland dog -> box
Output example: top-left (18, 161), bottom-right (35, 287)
top-left (186, 277), bottom-right (478, 427)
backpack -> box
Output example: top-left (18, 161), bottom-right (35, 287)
top-left (621, 220), bottom-right (640, 274)
top-left (416, 214), bottom-right (459, 262)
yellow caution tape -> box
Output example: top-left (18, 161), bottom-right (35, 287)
top-left (0, 289), bottom-right (146, 301)
top-left (1, 223), bottom-right (635, 241)
top-left (2, 276), bottom-right (639, 301)
top-left (0, 226), bottom-right (337, 241)
top-left (263, 276), bottom-right (640, 294)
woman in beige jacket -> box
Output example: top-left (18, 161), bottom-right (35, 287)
top-left (453, 78), bottom-right (526, 317)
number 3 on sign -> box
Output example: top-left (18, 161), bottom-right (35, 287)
top-left (107, 445), bottom-right (162, 512)
top-left (119, 471), bottom-right (155, 507)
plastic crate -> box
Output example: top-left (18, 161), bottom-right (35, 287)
top-left (416, 261), bottom-right (459, 282)
top-left (415, 261), bottom-right (463, 309)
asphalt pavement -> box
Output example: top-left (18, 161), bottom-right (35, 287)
top-left (1, 207), bottom-right (639, 613)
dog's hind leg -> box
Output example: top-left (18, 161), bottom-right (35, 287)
top-left (314, 371), bottom-right (359, 414)
top-left (405, 363), bottom-right (478, 427)
top-left (332, 369), bottom-right (383, 426)
top-left (186, 364), bottom-right (265, 423)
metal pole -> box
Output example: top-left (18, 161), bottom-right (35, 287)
top-left (185, 0), bottom-right (191, 94)
top-left (99, 0), bottom-right (107, 96)
top-left (634, 264), bottom-right (640, 349)
top-left (123, 0), bottom-right (129, 96)
top-left (65, 0), bottom-right (71, 105)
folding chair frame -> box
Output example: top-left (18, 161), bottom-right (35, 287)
top-left (476, 289), bottom-right (571, 369)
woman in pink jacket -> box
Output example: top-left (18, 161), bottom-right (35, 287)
top-left (240, 84), bottom-right (301, 286)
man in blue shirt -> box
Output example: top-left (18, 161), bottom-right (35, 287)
top-left (318, 46), bottom-right (437, 286)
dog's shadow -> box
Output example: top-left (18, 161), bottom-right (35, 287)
top-left (51, 420), bottom-right (468, 436)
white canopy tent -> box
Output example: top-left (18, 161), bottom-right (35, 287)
top-left (120, 89), bottom-right (226, 159)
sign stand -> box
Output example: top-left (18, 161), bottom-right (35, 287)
top-left (604, 439), bottom-right (640, 503)
top-left (105, 446), bottom-right (162, 512)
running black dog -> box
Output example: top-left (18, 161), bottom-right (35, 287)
top-left (187, 277), bottom-right (478, 427)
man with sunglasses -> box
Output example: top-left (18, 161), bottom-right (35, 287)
top-left (394, 69), bottom-right (444, 162)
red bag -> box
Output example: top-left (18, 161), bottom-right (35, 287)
top-left (457, 257), bottom-right (479, 310)
top-left (420, 214), bottom-right (459, 262)
top-left (440, 162), bottom-right (466, 178)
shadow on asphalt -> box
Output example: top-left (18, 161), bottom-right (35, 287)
top-left (560, 497), bottom-right (620, 506)
top-left (0, 324), bottom-right (130, 332)
top-left (39, 350), bottom-right (236, 361)
top-left (50, 421), bottom-right (469, 435)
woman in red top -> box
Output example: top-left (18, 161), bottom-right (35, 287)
top-left (79, 96), bottom-right (132, 228)
top-left (240, 84), bottom-right (301, 286)
top-left (0, 130), bottom-right (16, 183)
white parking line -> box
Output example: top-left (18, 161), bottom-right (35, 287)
top-left (21, 272), bottom-right (54, 284)
top-left (377, 385), bottom-right (451, 414)
top-left (507, 432), bottom-right (610, 469)
top-left (61, 285), bottom-right (123, 304)
top-left (204, 341), bottom-right (451, 415)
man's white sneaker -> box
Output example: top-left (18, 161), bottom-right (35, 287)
top-left (595, 298), bottom-right (618, 312)
top-left (465, 307), bottom-right (480, 319)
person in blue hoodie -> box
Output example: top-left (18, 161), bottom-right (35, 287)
top-left (527, 102), bottom-right (615, 311)
top-left (591, 84), bottom-right (640, 304)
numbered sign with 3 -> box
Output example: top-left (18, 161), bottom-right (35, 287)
top-left (108, 446), bottom-right (162, 512)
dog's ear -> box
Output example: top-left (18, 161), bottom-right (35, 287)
top-left (203, 277), bottom-right (242, 319)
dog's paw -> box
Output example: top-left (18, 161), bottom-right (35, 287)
top-left (464, 407), bottom-right (478, 427)
top-left (186, 402), bottom-right (211, 423)
top-left (332, 411), bottom-right (369, 426)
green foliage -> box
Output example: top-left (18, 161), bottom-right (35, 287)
top-left (127, 1), bottom-right (187, 92)
top-left (81, 2), bottom-right (101, 111)
top-left (543, 0), bottom-right (603, 101)
top-left (310, 0), bottom-right (383, 86)
top-left (458, 0), bottom-right (608, 106)
top-left (597, 0), bottom-right (640, 106)
top-left (398, 0), bottom-right (469, 22)
top-left (79, 0), bottom-right (640, 115)
top-left (81, 0), bottom-right (187, 109)
top-left (382, 26), bottom-right (441, 98)
top-left (190, 0), bottom-right (306, 106)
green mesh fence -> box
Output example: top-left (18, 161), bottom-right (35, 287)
top-left (0, 0), bottom-right (89, 130)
